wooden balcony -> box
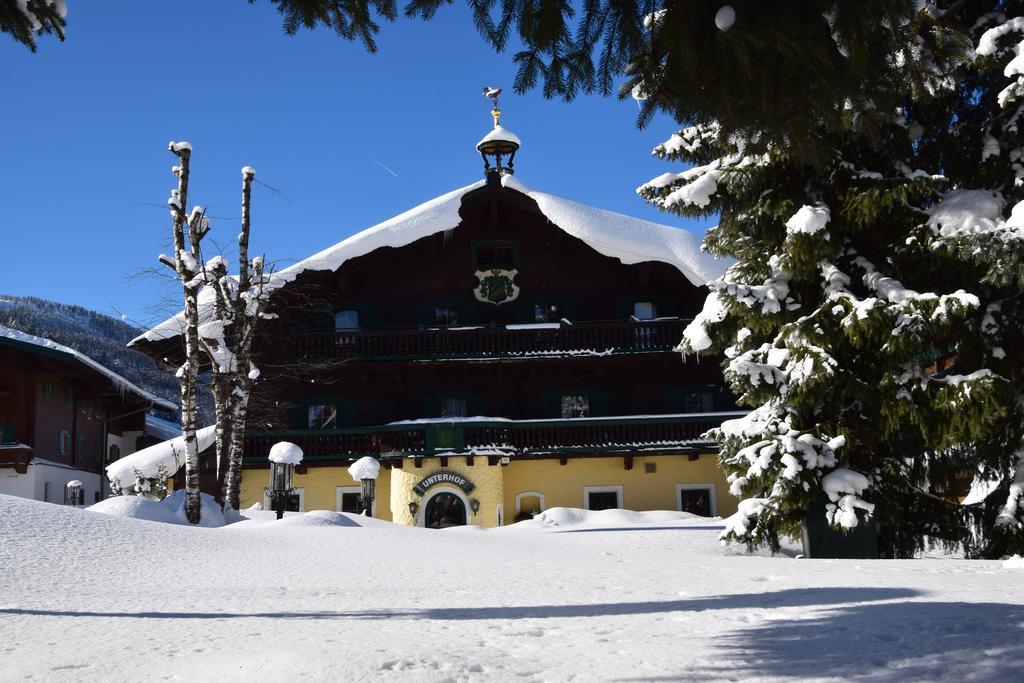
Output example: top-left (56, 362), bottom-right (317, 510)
top-left (287, 318), bottom-right (688, 362)
top-left (243, 412), bottom-right (745, 464)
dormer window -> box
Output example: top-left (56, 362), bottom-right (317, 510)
top-left (473, 240), bottom-right (517, 271)
top-left (534, 304), bottom-right (560, 323)
top-left (334, 310), bottom-right (360, 331)
top-left (308, 404), bottom-right (337, 429)
top-left (633, 302), bottom-right (657, 320)
top-left (434, 306), bottom-right (460, 326)
top-left (561, 394), bottom-right (590, 419)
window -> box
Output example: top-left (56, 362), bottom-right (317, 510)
top-left (58, 430), bottom-right (71, 457)
top-left (476, 242), bottom-right (516, 270)
top-left (684, 390), bottom-right (715, 413)
top-left (561, 394), bottom-right (590, 419)
top-left (434, 306), bottom-right (459, 326)
top-left (80, 399), bottom-right (90, 417)
top-left (93, 442), bottom-right (101, 465)
top-left (677, 484), bottom-right (716, 517)
top-left (334, 310), bottom-right (360, 331)
top-left (440, 396), bottom-right (467, 418)
top-left (515, 492), bottom-right (545, 522)
top-left (63, 384), bottom-right (74, 409)
top-left (336, 486), bottom-right (364, 514)
top-left (308, 404), bottom-right (337, 429)
top-left (584, 485), bottom-right (623, 511)
top-left (40, 382), bottom-right (55, 400)
top-left (533, 304), bottom-right (560, 323)
top-left (108, 444), bottom-right (121, 463)
top-left (94, 403), bottom-right (104, 421)
top-left (633, 302), bottom-right (657, 320)
top-left (77, 435), bottom-right (86, 459)
top-left (644, 462), bottom-right (657, 474)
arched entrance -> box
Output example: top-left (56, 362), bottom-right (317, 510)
top-left (424, 490), bottom-right (467, 529)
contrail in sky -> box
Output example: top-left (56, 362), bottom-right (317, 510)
top-left (374, 160), bottom-right (399, 177)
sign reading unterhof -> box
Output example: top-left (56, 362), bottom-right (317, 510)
top-left (413, 471), bottom-right (476, 496)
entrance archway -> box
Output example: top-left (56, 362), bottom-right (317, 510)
top-left (423, 489), bottom-right (468, 529)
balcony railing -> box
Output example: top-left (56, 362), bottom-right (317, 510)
top-left (243, 412), bottom-right (745, 464)
top-left (288, 318), bottom-right (688, 362)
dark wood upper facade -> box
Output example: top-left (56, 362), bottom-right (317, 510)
top-left (135, 179), bottom-right (737, 466)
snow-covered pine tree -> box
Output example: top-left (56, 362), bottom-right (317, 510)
top-left (918, 4), bottom-right (1024, 558)
top-left (638, 4), bottom-right (1024, 558)
top-left (160, 142), bottom-right (209, 525)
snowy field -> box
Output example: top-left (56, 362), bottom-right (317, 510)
top-left (1, 494), bottom-right (1023, 681)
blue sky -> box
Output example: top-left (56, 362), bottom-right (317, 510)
top-left (1, 0), bottom-right (711, 329)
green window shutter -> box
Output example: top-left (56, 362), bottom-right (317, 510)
top-left (665, 389), bottom-right (684, 412)
top-left (339, 399), bottom-right (356, 428)
top-left (459, 302), bottom-right (477, 325)
top-left (415, 304), bottom-right (432, 326)
top-left (589, 391), bottom-right (611, 417)
top-left (286, 402), bottom-right (306, 429)
top-left (540, 391), bottom-right (559, 418)
top-left (359, 304), bottom-right (378, 328)
top-left (421, 395), bottom-right (439, 418)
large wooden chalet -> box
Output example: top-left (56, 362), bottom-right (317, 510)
top-left (130, 109), bottom-right (743, 528)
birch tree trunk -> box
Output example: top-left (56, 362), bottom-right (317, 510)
top-left (165, 141), bottom-right (206, 525)
top-left (223, 166), bottom-right (265, 511)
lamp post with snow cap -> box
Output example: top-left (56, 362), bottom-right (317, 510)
top-left (347, 456), bottom-right (380, 516)
top-left (267, 441), bottom-right (303, 520)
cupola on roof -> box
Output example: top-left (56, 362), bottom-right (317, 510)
top-left (477, 86), bottom-right (520, 178)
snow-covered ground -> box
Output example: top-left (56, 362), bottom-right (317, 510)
top-left (1, 494), bottom-right (1022, 681)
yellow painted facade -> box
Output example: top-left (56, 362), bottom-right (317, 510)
top-left (239, 451), bottom-right (736, 527)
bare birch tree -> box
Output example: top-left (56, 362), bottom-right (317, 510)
top-left (197, 166), bottom-right (273, 511)
top-left (160, 141), bottom-right (207, 524)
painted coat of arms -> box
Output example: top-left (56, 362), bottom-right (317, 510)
top-left (474, 268), bottom-right (520, 305)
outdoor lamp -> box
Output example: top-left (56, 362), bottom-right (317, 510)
top-left (360, 476), bottom-right (376, 515)
top-left (65, 480), bottom-right (83, 506)
top-left (408, 500), bottom-right (418, 518)
top-left (347, 456), bottom-right (381, 517)
top-left (267, 441), bottom-right (303, 520)
top-left (470, 499), bottom-right (481, 516)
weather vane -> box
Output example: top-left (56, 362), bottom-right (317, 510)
top-left (483, 85), bottom-right (503, 127)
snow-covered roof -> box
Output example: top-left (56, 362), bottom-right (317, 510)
top-left (0, 326), bottom-right (176, 411)
top-left (133, 176), bottom-right (723, 344)
top-left (477, 125), bottom-right (522, 149)
top-left (106, 424), bottom-right (216, 487)
top-left (145, 414), bottom-right (182, 442)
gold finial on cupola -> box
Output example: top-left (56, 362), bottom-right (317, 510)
top-left (477, 86), bottom-right (521, 180)
top-left (483, 86), bottom-right (503, 125)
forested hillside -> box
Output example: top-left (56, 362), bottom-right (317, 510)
top-left (0, 294), bottom-right (179, 413)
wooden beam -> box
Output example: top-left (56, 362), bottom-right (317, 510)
top-left (391, 459), bottom-right (403, 469)
top-left (624, 455), bottom-right (633, 471)
top-left (466, 454), bottom-right (474, 466)
top-left (487, 455), bottom-right (501, 466)
top-left (414, 457), bottom-right (423, 468)
top-left (559, 455), bottom-right (568, 466)
top-left (439, 456), bottom-right (448, 467)
top-left (688, 453), bottom-right (700, 462)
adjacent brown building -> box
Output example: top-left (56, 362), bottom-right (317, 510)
top-left (0, 327), bottom-right (176, 503)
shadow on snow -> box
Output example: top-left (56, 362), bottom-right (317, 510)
top-left (626, 600), bottom-right (1024, 682)
top-left (1, 586), bottom-right (919, 622)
